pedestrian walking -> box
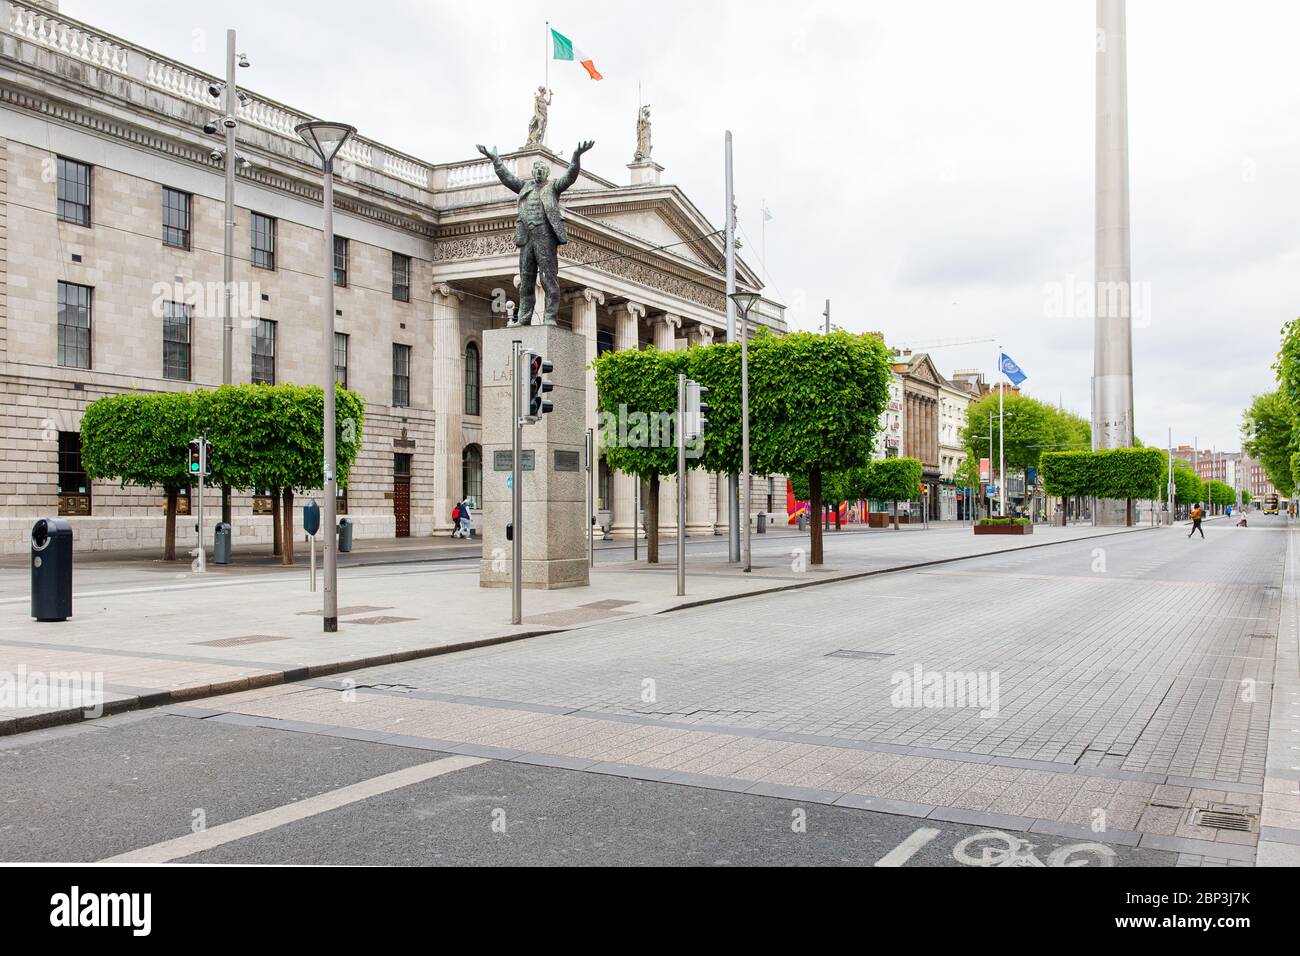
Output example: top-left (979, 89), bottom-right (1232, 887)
top-left (1187, 503), bottom-right (1204, 539)
top-left (450, 500), bottom-right (464, 538)
top-left (457, 497), bottom-right (474, 540)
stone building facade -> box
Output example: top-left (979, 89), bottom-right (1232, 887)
top-left (0, 0), bottom-right (784, 553)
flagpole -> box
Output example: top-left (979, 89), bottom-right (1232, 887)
top-left (998, 346), bottom-right (1006, 519)
top-left (544, 21), bottom-right (550, 149)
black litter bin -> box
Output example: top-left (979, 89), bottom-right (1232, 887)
top-left (757, 513), bottom-right (767, 534)
top-left (213, 522), bottom-right (231, 564)
top-left (337, 517), bottom-right (353, 553)
top-left (31, 518), bottom-right (73, 622)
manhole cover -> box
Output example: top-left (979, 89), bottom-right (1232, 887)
top-left (194, 634), bottom-right (291, 648)
top-left (1190, 806), bottom-right (1256, 832)
top-left (825, 649), bottom-right (895, 661)
top-left (344, 615), bottom-right (417, 625)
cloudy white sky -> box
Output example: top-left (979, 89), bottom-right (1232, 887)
top-left (66, 0), bottom-right (1299, 451)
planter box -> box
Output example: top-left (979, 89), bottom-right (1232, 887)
top-left (973, 523), bottom-right (1033, 535)
top-left (867, 512), bottom-right (913, 528)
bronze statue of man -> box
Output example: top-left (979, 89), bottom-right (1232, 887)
top-left (475, 140), bottom-right (595, 326)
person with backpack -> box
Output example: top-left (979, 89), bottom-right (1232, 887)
top-left (1187, 503), bottom-right (1204, 539)
top-left (450, 500), bottom-right (464, 538)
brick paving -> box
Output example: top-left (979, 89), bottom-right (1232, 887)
top-left (198, 520), bottom-right (1289, 863)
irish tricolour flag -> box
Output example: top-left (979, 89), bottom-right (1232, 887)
top-left (551, 27), bottom-right (603, 80)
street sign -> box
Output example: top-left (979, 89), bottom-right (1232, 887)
top-left (979, 458), bottom-right (991, 482)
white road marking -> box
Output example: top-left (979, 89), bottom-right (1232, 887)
top-left (874, 827), bottom-right (941, 867)
top-left (99, 755), bottom-right (486, 864)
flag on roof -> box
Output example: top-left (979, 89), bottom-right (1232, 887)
top-left (551, 28), bottom-right (602, 80)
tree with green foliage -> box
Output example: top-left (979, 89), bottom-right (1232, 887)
top-left (1241, 390), bottom-right (1296, 495)
top-left (1039, 451), bottom-right (1096, 526)
top-left (864, 457), bottom-right (924, 529)
top-left (593, 347), bottom-right (687, 563)
top-left (742, 331), bottom-right (892, 565)
top-left (960, 393), bottom-right (1090, 473)
top-left (1157, 454), bottom-right (1202, 509)
top-left (1039, 447), bottom-right (1163, 525)
top-left (80, 384), bottom-right (364, 564)
top-left (80, 391), bottom-right (197, 560)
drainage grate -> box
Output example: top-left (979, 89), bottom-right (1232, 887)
top-left (1248, 633), bottom-right (1275, 640)
top-left (1190, 806), bottom-right (1256, 832)
top-left (825, 649), bottom-right (895, 661)
top-left (193, 634), bottom-right (291, 648)
top-left (343, 615), bottom-right (417, 625)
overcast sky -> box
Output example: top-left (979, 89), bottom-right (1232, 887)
top-left (66, 0), bottom-right (1299, 451)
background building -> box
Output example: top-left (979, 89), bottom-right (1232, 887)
top-left (0, 0), bottom-right (784, 552)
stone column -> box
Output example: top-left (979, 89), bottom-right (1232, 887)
top-left (686, 323), bottom-right (715, 534)
top-left (569, 288), bottom-right (604, 436)
top-left (653, 313), bottom-right (682, 534)
top-left (431, 283), bottom-right (465, 535)
top-left (609, 300), bottom-right (645, 537)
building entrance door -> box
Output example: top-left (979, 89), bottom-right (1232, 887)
top-left (393, 453), bottom-right (412, 538)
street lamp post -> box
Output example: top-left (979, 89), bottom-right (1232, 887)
top-left (296, 120), bottom-right (356, 634)
top-left (730, 291), bottom-right (761, 573)
top-left (218, 31), bottom-right (249, 528)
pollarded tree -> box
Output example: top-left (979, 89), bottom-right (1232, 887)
top-left (1242, 390), bottom-right (1296, 495)
top-left (865, 457), bottom-right (924, 529)
top-left (744, 330), bottom-right (893, 565)
top-left (1039, 451), bottom-right (1098, 527)
top-left (593, 347), bottom-right (688, 563)
top-left (80, 390), bottom-right (197, 561)
top-left (1092, 447), bottom-right (1166, 525)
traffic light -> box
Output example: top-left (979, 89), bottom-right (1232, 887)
top-left (685, 381), bottom-right (709, 440)
top-left (187, 437), bottom-right (211, 478)
top-left (524, 351), bottom-right (554, 422)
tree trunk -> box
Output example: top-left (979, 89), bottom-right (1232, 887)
top-left (809, 470), bottom-right (824, 565)
top-left (647, 474), bottom-right (660, 564)
top-left (834, 501), bottom-right (842, 531)
top-left (1061, 495), bottom-right (1068, 527)
top-left (1126, 497), bottom-right (1133, 527)
top-left (892, 500), bottom-right (899, 530)
top-left (163, 487), bottom-right (178, 561)
top-left (281, 488), bottom-right (295, 566)
top-left (271, 488), bottom-right (282, 557)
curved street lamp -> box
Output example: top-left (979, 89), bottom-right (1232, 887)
top-left (296, 120), bottom-right (356, 633)
top-left (729, 291), bottom-right (761, 572)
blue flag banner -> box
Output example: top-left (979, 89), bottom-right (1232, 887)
top-left (1000, 352), bottom-right (1027, 386)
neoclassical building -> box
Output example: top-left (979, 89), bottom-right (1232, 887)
top-left (0, 0), bottom-right (784, 553)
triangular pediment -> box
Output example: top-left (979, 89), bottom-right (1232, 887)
top-left (571, 196), bottom-right (719, 269)
top-left (906, 353), bottom-right (945, 386)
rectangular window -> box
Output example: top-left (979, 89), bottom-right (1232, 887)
top-left (162, 187), bottom-right (192, 249)
top-left (392, 252), bottom-right (411, 302)
top-left (334, 236), bottom-right (348, 288)
top-left (334, 332), bottom-right (349, 388)
top-left (162, 301), bottom-right (192, 380)
top-left (57, 281), bottom-right (92, 369)
top-left (251, 318), bottom-right (277, 385)
top-left (57, 431), bottom-right (91, 515)
top-left (392, 343), bottom-right (411, 407)
top-left (56, 157), bottom-right (91, 226)
top-left (251, 213), bottom-right (276, 270)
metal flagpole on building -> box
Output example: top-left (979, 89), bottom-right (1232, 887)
top-left (724, 132), bottom-right (739, 562)
top-left (220, 29), bottom-right (237, 527)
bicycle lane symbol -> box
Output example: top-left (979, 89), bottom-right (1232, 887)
top-left (952, 830), bottom-right (1117, 867)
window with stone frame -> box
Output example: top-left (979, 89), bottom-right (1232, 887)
top-left (57, 157), bottom-right (91, 226)
top-left (461, 444), bottom-right (482, 508)
top-left (334, 236), bottom-right (348, 288)
top-left (392, 343), bottom-right (411, 407)
top-left (162, 300), bottom-right (192, 380)
top-left (464, 342), bottom-right (481, 415)
top-left (392, 252), bottom-right (411, 302)
top-left (251, 212), bottom-right (276, 270)
top-left (162, 187), bottom-right (191, 249)
top-left (251, 318), bottom-right (276, 385)
top-left (57, 281), bottom-right (92, 369)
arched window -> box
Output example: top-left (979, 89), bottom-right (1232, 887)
top-left (462, 444), bottom-right (482, 508)
top-left (464, 342), bottom-right (481, 415)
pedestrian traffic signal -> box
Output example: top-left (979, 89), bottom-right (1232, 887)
top-left (187, 437), bottom-right (211, 477)
top-left (524, 351), bottom-right (554, 422)
top-left (685, 381), bottom-right (709, 439)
